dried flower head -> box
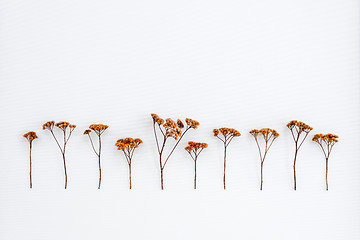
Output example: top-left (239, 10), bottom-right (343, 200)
top-left (287, 120), bottom-right (313, 133)
top-left (186, 141), bottom-right (208, 151)
top-left (214, 128), bottom-right (241, 137)
top-left (185, 118), bottom-right (200, 129)
top-left (177, 119), bottom-right (184, 128)
top-left (42, 121), bottom-right (55, 130)
top-left (89, 124), bottom-right (108, 136)
top-left (151, 113), bottom-right (165, 125)
top-left (312, 133), bottom-right (339, 143)
top-left (23, 131), bottom-right (38, 142)
top-left (83, 129), bottom-right (91, 135)
top-left (115, 137), bottom-right (143, 150)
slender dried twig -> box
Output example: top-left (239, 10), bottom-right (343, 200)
top-left (115, 137), bottom-right (143, 189)
top-left (312, 133), bottom-right (339, 190)
top-left (23, 131), bottom-right (38, 188)
top-left (213, 128), bottom-right (241, 190)
top-left (185, 141), bottom-right (208, 189)
top-left (286, 120), bottom-right (313, 190)
top-left (84, 124), bottom-right (108, 189)
top-left (43, 121), bottom-right (76, 189)
top-left (250, 128), bottom-right (279, 190)
top-left (151, 114), bottom-right (199, 190)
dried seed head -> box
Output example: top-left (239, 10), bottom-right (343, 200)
top-left (23, 131), bottom-right (38, 142)
top-left (185, 118), bottom-right (200, 129)
top-left (214, 128), bottom-right (241, 138)
top-left (89, 124), bottom-right (108, 135)
top-left (115, 137), bottom-right (143, 151)
top-left (312, 133), bottom-right (339, 143)
top-left (151, 113), bottom-right (165, 125)
top-left (185, 141), bottom-right (208, 152)
top-left (287, 120), bottom-right (313, 132)
top-left (43, 121), bottom-right (55, 130)
top-left (83, 129), bottom-right (91, 135)
top-left (177, 119), bottom-right (184, 128)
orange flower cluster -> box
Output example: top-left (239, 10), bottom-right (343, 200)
top-left (115, 138), bottom-right (143, 150)
top-left (177, 119), bottom-right (184, 128)
top-left (249, 128), bottom-right (279, 139)
top-left (185, 141), bottom-right (208, 152)
top-left (55, 121), bottom-right (76, 131)
top-left (85, 124), bottom-right (109, 136)
top-left (185, 118), bottom-right (200, 129)
top-left (151, 113), bottom-right (165, 125)
top-left (312, 133), bottom-right (339, 143)
top-left (42, 121), bottom-right (55, 130)
top-left (213, 128), bottom-right (241, 137)
top-left (287, 120), bottom-right (313, 132)
top-left (23, 131), bottom-right (38, 142)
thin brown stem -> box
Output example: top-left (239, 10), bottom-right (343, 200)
top-left (223, 144), bottom-right (227, 190)
top-left (194, 159), bottom-right (197, 189)
top-left (29, 141), bottom-right (33, 189)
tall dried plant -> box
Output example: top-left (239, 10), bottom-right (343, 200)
top-left (213, 128), bottom-right (241, 189)
top-left (115, 137), bottom-right (143, 189)
top-left (185, 141), bottom-right (208, 189)
top-left (249, 128), bottom-right (279, 190)
top-left (151, 113), bottom-right (199, 190)
top-left (43, 121), bottom-right (76, 189)
top-left (84, 124), bottom-right (109, 189)
top-left (286, 120), bottom-right (313, 190)
top-left (312, 133), bottom-right (339, 190)
top-left (23, 131), bottom-right (38, 188)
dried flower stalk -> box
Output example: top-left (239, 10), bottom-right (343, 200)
top-left (287, 120), bottom-right (313, 190)
top-left (23, 131), bottom-right (38, 188)
top-left (43, 121), bottom-right (76, 189)
top-left (151, 113), bottom-right (199, 190)
top-left (185, 141), bottom-right (208, 189)
top-left (249, 128), bottom-right (279, 190)
top-left (213, 128), bottom-right (241, 189)
top-left (312, 133), bottom-right (339, 190)
top-left (115, 138), bottom-right (143, 189)
top-left (84, 124), bottom-right (108, 189)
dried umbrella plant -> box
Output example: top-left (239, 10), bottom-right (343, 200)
top-left (151, 113), bottom-right (199, 190)
top-left (312, 133), bottom-right (339, 190)
top-left (213, 128), bottom-right (241, 189)
top-left (43, 121), bottom-right (76, 189)
top-left (84, 124), bottom-right (109, 189)
top-left (115, 138), bottom-right (143, 189)
top-left (23, 131), bottom-right (38, 188)
top-left (185, 141), bottom-right (208, 189)
top-left (287, 120), bottom-right (313, 190)
top-left (249, 128), bottom-right (279, 190)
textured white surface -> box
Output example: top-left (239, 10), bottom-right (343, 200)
top-left (0, 1), bottom-right (359, 239)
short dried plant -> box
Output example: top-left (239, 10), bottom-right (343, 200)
top-left (249, 128), bottom-right (279, 190)
top-left (151, 113), bottom-right (199, 190)
top-left (213, 128), bottom-right (241, 189)
top-left (23, 131), bottom-right (38, 188)
top-left (115, 138), bottom-right (143, 189)
top-left (287, 120), bottom-right (313, 190)
top-left (312, 133), bottom-right (339, 190)
top-left (84, 124), bottom-right (109, 189)
top-left (43, 121), bottom-right (76, 189)
top-left (185, 141), bottom-right (208, 189)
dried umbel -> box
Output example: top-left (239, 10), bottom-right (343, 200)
top-left (287, 120), bottom-right (313, 190)
top-left (43, 121), bottom-right (76, 189)
top-left (151, 113), bottom-right (199, 189)
top-left (23, 131), bottom-right (38, 188)
top-left (185, 141), bottom-right (208, 189)
top-left (115, 138), bottom-right (143, 189)
top-left (249, 128), bottom-right (279, 190)
top-left (312, 133), bottom-right (339, 190)
top-left (213, 127), bottom-right (241, 189)
top-left (84, 124), bottom-right (109, 189)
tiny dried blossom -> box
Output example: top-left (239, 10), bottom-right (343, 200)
top-left (42, 121), bottom-right (55, 130)
top-left (287, 120), bottom-right (313, 133)
top-left (83, 129), bottom-right (91, 135)
top-left (177, 119), bottom-right (184, 129)
top-left (54, 121), bottom-right (77, 131)
top-left (23, 131), bottom-right (38, 142)
top-left (250, 128), bottom-right (279, 139)
top-left (115, 138), bottom-right (143, 150)
top-left (185, 118), bottom-right (200, 129)
top-left (213, 128), bottom-right (241, 137)
top-left (312, 133), bottom-right (339, 143)
top-left (186, 141), bottom-right (208, 150)
top-left (89, 124), bottom-right (108, 135)
top-left (151, 113), bottom-right (165, 125)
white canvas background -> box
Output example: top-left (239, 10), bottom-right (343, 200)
top-left (0, 0), bottom-right (359, 239)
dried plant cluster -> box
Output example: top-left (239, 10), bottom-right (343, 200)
top-left (185, 141), bottom-right (208, 189)
top-left (115, 138), bottom-right (143, 189)
top-left (43, 121), bottom-right (76, 189)
top-left (287, 120), bottom-right (313, 190)
top-left (312, 133), bottom-right (339, 190)
top-left (84, 124), bottom-right (109, 189)
top-left (213, 128), bottom-right (241, 189)
top-left (23, 131), bottom-right (38, 188)
top-left (21, 117), bottom-right (339, 191)
top-left (249, 128), bottom-right (279, 190)
top-left (151, 113), bottom-right (199, 189)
